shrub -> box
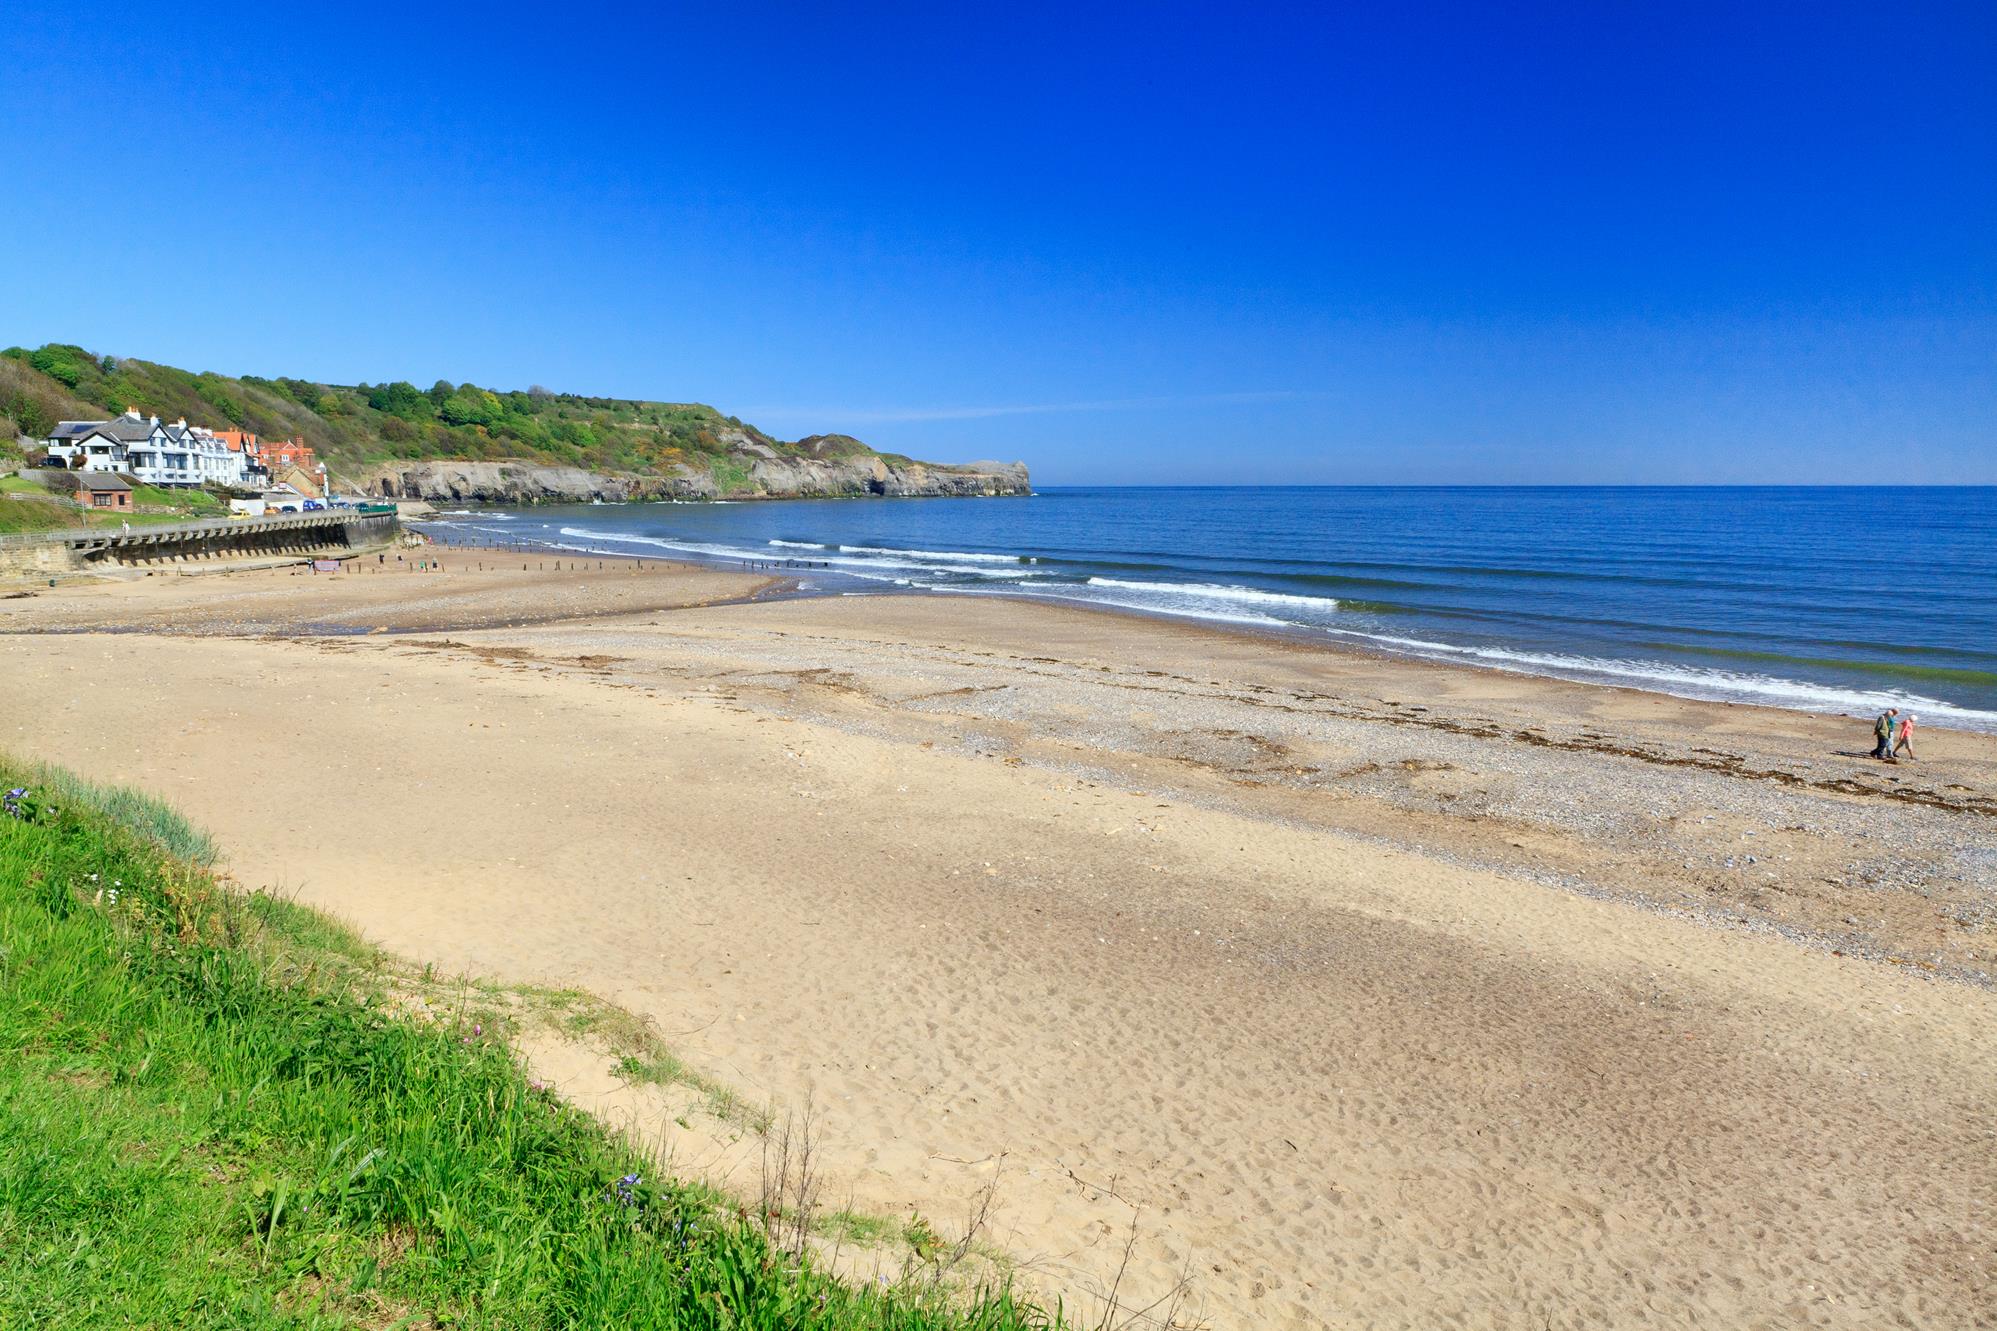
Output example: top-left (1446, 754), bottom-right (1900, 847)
top-left (28, 344), bottom-right (89, 388)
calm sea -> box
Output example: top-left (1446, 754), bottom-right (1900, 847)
top-left (422, 486), bottom-right (1997, 732)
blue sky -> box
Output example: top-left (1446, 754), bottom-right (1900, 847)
top-left (4, 3), bottom-right (1992, 483)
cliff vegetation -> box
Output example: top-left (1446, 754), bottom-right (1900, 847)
top-left (1, 343), bottom-right (1028, 501)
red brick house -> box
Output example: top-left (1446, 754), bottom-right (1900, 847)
top-left (76, 474), bottom-right (132, 509)
top-left (265, 437), bottom-right (318, 472)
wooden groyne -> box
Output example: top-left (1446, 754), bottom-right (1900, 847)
top-left (0, 509), bottom-right (400, 579)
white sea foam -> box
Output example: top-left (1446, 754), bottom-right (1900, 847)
top-left (557, 527), bottom-right (1042, 582)
top-left (768, 539), bottom-right (829, 550)
top-left (939, 583), bottom-right (1290, 628)
top-left (558, 527), bottom-right (763, 561)
top-left (1085, 578), bottom-right (1339, 612)
top-left (1325, 629), bottom-right (1997, 730)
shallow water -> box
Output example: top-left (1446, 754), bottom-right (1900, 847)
top-left (421, 486), bottom-right (1997, 731)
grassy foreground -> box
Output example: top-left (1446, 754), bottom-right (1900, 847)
top-left (0, 761), bottom-right (1060, 1330)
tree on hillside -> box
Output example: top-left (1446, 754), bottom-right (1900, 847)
top-left (195, 375), bottom-right (246, 425)
top-left (367, 380), bottom-right (433, 420)
top-left (438, 387), bottom-right (503, 428)
top-left (28, 345), bottom-right (89, 389)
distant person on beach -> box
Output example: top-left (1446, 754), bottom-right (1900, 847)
top-left (1872, 707), bottom-right (1900, 760)
top-left (1893, 713), bottom-right (1918, 760)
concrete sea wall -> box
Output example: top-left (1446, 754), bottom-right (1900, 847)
top-left (0, 511), bottom-right (399, 580)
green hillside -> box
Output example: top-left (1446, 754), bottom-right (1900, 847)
top-left (0, 342), bottom-right (876, 479)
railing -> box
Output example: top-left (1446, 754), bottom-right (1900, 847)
top-left (0, 509), bottom-right (394, 550)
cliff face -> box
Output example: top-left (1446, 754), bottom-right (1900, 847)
top-left (356, 454), bottom-right (1030, 504)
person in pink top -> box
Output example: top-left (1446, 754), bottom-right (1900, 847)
top-left (1892, 713), bottom-right (1918, 760)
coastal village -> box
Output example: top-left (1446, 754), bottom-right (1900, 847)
top-left (0, 407), bottom-right (404, 581)
top-left (1, 407), bottom-right (353, 531)
top-left (32, 408), bottom-right (328, 515)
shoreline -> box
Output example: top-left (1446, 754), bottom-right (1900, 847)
top-left (966, 585), bottom-right (1997, 743)
top-left (417, 517), bottom-right (1997, 736)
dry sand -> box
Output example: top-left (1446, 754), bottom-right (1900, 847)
top-left (1, 551), bottom-right (1991, 1328)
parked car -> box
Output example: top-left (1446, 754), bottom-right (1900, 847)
top-left (302, 499), bottom-right (325, 511)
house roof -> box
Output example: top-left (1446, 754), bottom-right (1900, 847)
top-left (76, 474), bottom-right (132, 492)
top-left (76, 417), bottom-right (158, 443)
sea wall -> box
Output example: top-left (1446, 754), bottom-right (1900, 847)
top-left (0, 511), bottom-right (399, 579)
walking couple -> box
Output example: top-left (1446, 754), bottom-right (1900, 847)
top-left (1872, 708), bottom-right (1916, 761)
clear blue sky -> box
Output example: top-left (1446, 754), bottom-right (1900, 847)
top-left (5, 3), bottom-right (1992, 483)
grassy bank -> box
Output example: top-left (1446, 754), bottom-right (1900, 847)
top-left (1, 473), bottom-right (230, 535)
top-left (0, 761), bottom-right (1060, 1329)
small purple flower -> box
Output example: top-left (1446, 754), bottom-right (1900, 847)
top-left (612, 1172), bottom-right (642, 1207)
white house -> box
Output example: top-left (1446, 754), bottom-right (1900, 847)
top-left (164, 420), bottom-right (248, 487)
top-left (42, 412), bottom-right (161, 473)
top-left (43, 410), bottom-right (249, 488)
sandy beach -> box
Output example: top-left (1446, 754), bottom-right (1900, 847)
top-left (2, 548), bottom-right (1991, 1328)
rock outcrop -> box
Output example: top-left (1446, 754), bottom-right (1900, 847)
top-left (355, 454), bottom-right (1030, 504)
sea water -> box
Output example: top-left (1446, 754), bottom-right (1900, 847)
top-left (423, 486), bottom-right (1997, 731)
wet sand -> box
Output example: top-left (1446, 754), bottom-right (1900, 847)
top-left (1, 550), bottom-right (1991, 1328)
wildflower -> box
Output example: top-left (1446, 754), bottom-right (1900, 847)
top-left (612, 1172), bottom-right (642, 1207)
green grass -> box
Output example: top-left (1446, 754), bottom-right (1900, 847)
top-left (0, 762), bottom-right (1061, 1330)
top-left (0, 475), bottom-right (228, 534)
top-left (0, 496), bottom-right (72, 533)
top-left (709, 456), bottom-right (755, 493)
top-left (130, 483), bottom-right (225, 514)
top-left (4, 759), bottom-right (218, 864)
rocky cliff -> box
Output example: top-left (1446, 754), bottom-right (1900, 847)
top-left (355, 452), bottom-right (1030, 504)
